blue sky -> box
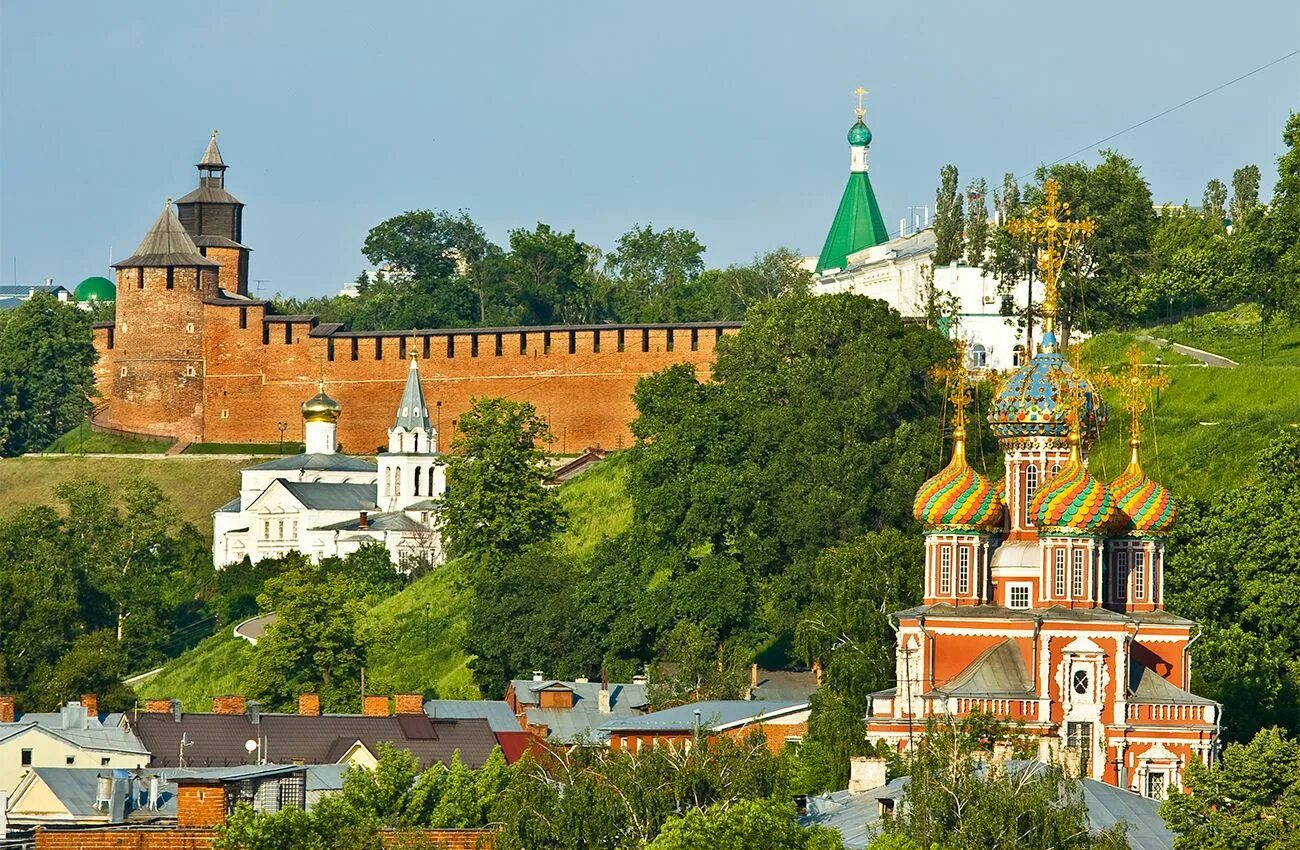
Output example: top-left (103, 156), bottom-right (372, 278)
top-left (2, 1), bottom-right (1296, 298)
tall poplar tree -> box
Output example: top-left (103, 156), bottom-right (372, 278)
top-left (965, 178), bottom-right (990, 264)
top-left (933, 164), bottom-right (965, 265)
top-left (1230, 164), bottom-right (1261, 228)
top-left (1202, 178), bottom-right (1228, 226)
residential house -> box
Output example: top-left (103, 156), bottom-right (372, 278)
top-left (422, 700), bottom-right (533, 762)
top-left (504, 674), bottom-right (650, 745)
top-left (0, 698), bottom-right (148, 796)
top-left (600, 700), bottom-right (811, 754)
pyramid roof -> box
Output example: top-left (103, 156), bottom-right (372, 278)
top-left (816, 171), bottom-right (889, 273)
top-left (393, 358), bottom-right (433, 433)
top-left (112, 203), bottom-right (218, 269)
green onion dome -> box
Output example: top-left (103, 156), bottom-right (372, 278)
top-left (913, 428), bottom-right (1003, 533)
top-left (847, 118), bottom-right (873, 147)
top-left (1109, 440), bottom-right (1176, 537)
top-left (1030, 431), bottom-right (1117, 535)
top-left (988, 331), bottom-right (1107, 446)
top-left (74, 276), bottom-right (116, 302)
top-left (301, 386), bottom-right (342, 423)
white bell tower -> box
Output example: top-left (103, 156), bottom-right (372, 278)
top-left (378, 355), bottom-right (444, 511)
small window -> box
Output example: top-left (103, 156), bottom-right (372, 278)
top-left (21, 749), bottom-right (32, 766)
top-left (101, 757), bottom-right (111, 766)
top-left (939, 547), bottom-right (952, 594)
top-left (1072, 549), bottom-right (1085, 597)
top-left (1134, 551), bottom-right (1146, 599)
top-left (221, 409), bottom-right (230, 419)
top-left (263, 521), bottom-right (270, 539)
top-left (277, 520), bottom-right (284, 539)
top-left (957, 547), bottom-right (970, 595)
top-left (971, 343), bottom-right (987, 368)
top-left (1145, 771), bottom-right (1167, 800)
top-left (1008, 584), bottom-right (1031, 609)
top-left (166, 267), bottom-right (175, 289)
top-left (1115, 550), bottom-right (1129, 601)
top-left (1054, 549), bottom-right (1066, 597)
top-left (1073, 669), bottom-right (1089, 695)
top-left (120, 366), bottom-right (128, 377)
top-left (186, 322), bottom-right (195, 334)
top-left (291, 520), bottom-right (298, 537)
top-left (185, 365), bottom-right (197, 377)
top-left (1025, 464), bottom-right (1039, 502)
top-left (66, 755), bottom-right (75, 765)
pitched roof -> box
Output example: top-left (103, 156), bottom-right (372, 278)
top-left (314, 511), bottom-right (426, 532)
top-left (598, 700), bottom-right (808, 734)
top-left (245, 453), bottom-right (377, 473)
top-left (815, 171), bottom-right (889, 274)
top-left (930, 639), bottom-right (1032, 698)
top-left (751, 669), bottom-right (819, 702)
top-left (509, 679), bottom-right (649, 712)
top-left (0, 713), bottom-right (148, 755)
top-left (174, 184), bottom-right (243, 206)
top-left (423, 700), bottom-right (523, 734)
top-left (277, 481), bottom-right (378, 511)
top-left (128, 712), bottom-right (500, 770)
top-left (199, 132), bottom-right (225, 168)
top-left (191, 234), bottom-right (249, 250)
top-left (393, 358), bottom-right (433, 433)
top-left (1128, 666), bottom-right (1217, 706)
top-left (112, 204), bottom-right (219, 269)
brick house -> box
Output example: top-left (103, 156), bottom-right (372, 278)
top-left (601, 700), bottom-right (811, 754)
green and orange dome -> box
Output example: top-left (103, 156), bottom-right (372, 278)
top-left (1030, 432), bottom-right (1117, 535)
top-left (1109, 441), bottom-right (1176, 537)
top-left (913, 428), bottom-right (1003, 533)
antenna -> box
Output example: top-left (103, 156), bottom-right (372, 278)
top-left (179, 733), bottom-right (192, 768)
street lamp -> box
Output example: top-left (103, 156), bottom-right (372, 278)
top-left (1154, 355), bottom-right (1162, 406)
top-left (276, 421), bottom-right (288, 454)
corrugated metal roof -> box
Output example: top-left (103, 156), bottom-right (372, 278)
top-left (1081, 778), bottom-right (1175, 850)
top-left (278, 481), bottom-right (377, 511)
top-left (112, 203), bottom-right (219, 269)
top-left (931, 639), bottom-right (1032, 698)
top-left (246, 453), bottom-right (376, 473)
top-left (1129, 666), bottom-right (1216, 706)
top-left (393, 359), bottom-right (433, 433)
top-left (314, 511), bottom-right (425, 532)
top-left (423, 700), bottom-right (522, 734)
top-left (598, 700), bottom-right (807, 733)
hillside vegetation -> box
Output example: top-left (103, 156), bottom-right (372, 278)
top-left (135, 455), bottom-right (632, 709)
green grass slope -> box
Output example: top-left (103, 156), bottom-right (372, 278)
top-left (135, 454), bottom-right (634, 709)
top-left (44, 421), bottom-right (173, 454)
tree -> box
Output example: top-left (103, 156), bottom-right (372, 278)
top-left (647, 798), bottom-right (844, 850)
top-left (0, 292), bottom-right (97, 456)
top-left (1202, 178), bottom-right (1228, 225)
top-left (964, 179), bottom-right (990, 265)
top-left (605, 225), bottom-right (707, 321)
top-left (1161, 727), bottom-right (1300, 849)
top-left (27, 630), bottom-right (137, 711)
top-left (440, 397), bottom-right (565, 562)
top-left (648, 620), bottom-right (750, 708)
top-left (1237, 113), bottom-right (1300, 357)
top-left (243, 557), bottom-right (371, 712)
top-left (933, 164), bottom-right (965, 266)
top-left (503, 223), bottom-right (594, 325)
top-left (1230, 164), bottom-right (1262, 229)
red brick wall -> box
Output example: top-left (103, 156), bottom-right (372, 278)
top-left (176, 785), bottom-right (227, 828)
top-left (92, 305), bottom-right (737, 449)
top-left (204, 246), bottom-right (246, 295)
top-left (36, 828), bottom-right (216, 850)
top-left (299, 693), bottom-right (321, 716)
top-left (381, 830), bottom-right (495, 849)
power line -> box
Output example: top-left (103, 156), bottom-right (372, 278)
top-left (1020, 46), bottom-right (1300, 179)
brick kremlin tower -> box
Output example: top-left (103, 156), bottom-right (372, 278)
top-left (865, 181), bottom-right (1219, 799)
top-left (174, 131), bottom-right (250, 295)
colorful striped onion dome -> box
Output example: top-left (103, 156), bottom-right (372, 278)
top-left (1030, 429), bottom-right (1117, 535)
top-left (1109, 439), bottom-right (1176, 537)
top-left (988, 331), bottom-right (1107, 444)
top-left (913, 427), bottom-right (1003, 533)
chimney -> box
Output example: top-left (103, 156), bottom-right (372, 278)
top-left (81, 693), bottom-right (99, 719)
top-left (532, 670), bottom-right (545, 682)
top-left (363, 695), bottom-right (390, 717)
top-left (751, 663), bottom-right (760, 689)
top-left (0, 696), bottom-right (15, 724)
top-left (358, 511), bottom-right (368, 529)
top-left (598, 666), bottom-right (611, 714)
top-left (144, 698), bottom-right (174, 715)
top-left (61, 701), bottom-right (89, 730)
top-left (848, 757), bottom-right (888, 795)
top-left (212, 695), bottom-right (246, 715)
top-left (394, 694), bottom-right (424, 715)
top-left (298, 693), bottom-right (321, 716)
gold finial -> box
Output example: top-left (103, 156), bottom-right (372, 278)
top-left (1046, 346), bottom-right (1094, 458)
top-left (212, 128), bottom-right (219, 139)
top-left (852, 87), bottom-right (869, 119)
top-left (165, 197), bottom-right (172, 210)
top-left (1006, 179), bottom-right (1097, 338)
top-left (1098, 344), bottom-right (1169, 469)
top-left (930, 340), bottom-right (981, 464)
top-left (408, 329), bottom-right (420, 361)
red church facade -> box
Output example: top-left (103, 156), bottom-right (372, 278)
top-left (866, 333), bottom-right (1219, 799)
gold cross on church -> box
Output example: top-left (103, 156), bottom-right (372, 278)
top-left (1006, 179), bottom-right (1096, 335)
top-left (1098, 344), bottom-right (1169, 446)
top-left (852, 87), bottom-right (869, 118)
top-left (930, 340), bottom-right (976, 430)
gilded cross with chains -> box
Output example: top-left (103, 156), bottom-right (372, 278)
top-left (852, 86), bottom-right (869, 119)
top-left (1045, 346), bottom-right (1095, 436)
top-left (1006, 179), bottom-right (1097, 333)
top-left (930, 340), bottom-right (976, 431)
top-left (408, 329), bottom-right (421, 360)
top-left (1098, 344), bottom-right (1169, 444)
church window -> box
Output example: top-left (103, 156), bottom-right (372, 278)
top-left (1025, 464), bottom-right (1039, 524)
top-left (1072, 549), bottom-right (1085, 597)
top-left (1115, 550), bottom-right (1129, 601)
top-left (395, 474), bottom-right (401, 497)
top-left (385, 469), bottom-right (391, 496)
top-left (1051, 462), bottom-right (1061, 476)
top-left (277, 520), bottom-right (284, 539)
top-left (1134, 551), bottom-right (1146, 599)
top-left (1008, 584), bottom-right (1031, 609)
top-left (939, 547), bottom-right (952, 594)
top-left (1072, 669), bottom-right (1089, 695)
top-left (1054, 549), bottom-right (1066, 596)
top-left (971, 344), bottom-right (987, 368)
top-left (415, 467), bottom-right (422, 496)
top-left (429, 466), bottom-right (437, 492)
top-left (1011, 344), bottom-right (1025, 367)
top-left (1144, 771), bottom-right (1167, 800)
top-left (957, 547), bottom-right (970, 595)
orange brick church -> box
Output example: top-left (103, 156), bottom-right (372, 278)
top-left (91, 133), bottom-right (737, 450)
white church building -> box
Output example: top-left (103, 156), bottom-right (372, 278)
top-left (212, 356), bottom-right (446, 568)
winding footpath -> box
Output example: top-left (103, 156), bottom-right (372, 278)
top-left (1136, 335), bottom-right (1239, 368)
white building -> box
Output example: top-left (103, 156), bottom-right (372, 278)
top-left (213, 356), bottom-right (446, 568)
top-left (814, 228), bottom-right (1031, 371)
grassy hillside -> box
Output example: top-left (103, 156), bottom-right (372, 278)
top-left (135, 454), bottom-right (634, 709)
top-left (1081, 308), bottom-right (1300, 500)
top-left (0, 456), bottom-right (244, 533)
top-left (1156, 303), bottom-right (1300, 366)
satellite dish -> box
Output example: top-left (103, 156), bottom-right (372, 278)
top-left (245, 739), bottom-right (258, 753)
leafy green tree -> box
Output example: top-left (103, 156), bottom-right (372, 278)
top-left (1237, 113), bottom-right (1300, 357)
top-left (243, 557), bottom-right (371, 712)
top-left (695, 248), bottom-right (812, 320)
top-left (27, 630), bottom-right (137, 711)
top-left (647, 798), bottom-right (845, 850)
top-left (648, 620), bottom-right (750, 708)
top-left (933, 164), bottom-right (965, 266)
top-left (441, 397), bottom-right (565, 562)
top-left (1203, 178), bottom-right (1228, 225)
top-left (0, 292), bottom-right (97, 456)
top-left (964, 178), bottom-right (990, 265)
top-left (1161, 727), bottom-right (1300, 849)
top-left (504, 223), bottom-right (594, 324)
top-left (1230, 164), bottom-right (1262, 229)
top-left (605, 225), bottom-right (707, 321)
top-left (215, 803), bottom-right (320, 850)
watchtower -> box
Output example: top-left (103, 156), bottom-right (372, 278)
top-left (174, 130), bottom-right (250, 295)
top-left (109, 201), bottom-right (220, 441)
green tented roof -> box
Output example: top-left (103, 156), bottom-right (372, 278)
top-left (815, 171), bottom-right (889, 274)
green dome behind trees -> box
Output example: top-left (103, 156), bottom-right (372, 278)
top-left (74, 275), bottom-right (115, 302)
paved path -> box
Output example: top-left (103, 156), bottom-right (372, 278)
top-left (234, 612), bottom-right (278, 645)
top-left (1137, 335), bottom-right (1238, 368)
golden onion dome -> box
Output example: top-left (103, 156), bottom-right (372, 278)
top-left (913, 426), bottom-right (1003, 533)
top-left (301, 385), bottom-right (342, 423)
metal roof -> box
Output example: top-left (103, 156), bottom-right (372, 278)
top-left (198, 132), bottom-right (225, 168)
top-left (278, 481), bottom-right (377, 511)
top-left (598, 700), bottom-right (807, 733)
top-left (422, 700), bottom-right (522, 734)
top-left (1128, 666), bottom-right (1217, 706)
top-left (215, 497), bottom-right (241, 513)
top-left (510, 679), bottom-right (649, 711)
top-left (112, 203), bottom-right (219, 269)
top-left (246, 453), bottom-right (377, 473)
top-left (393, 358), bottom-right (433, 433)
top-left (930, 639), bottom-right (1032, 698)
top-left (314, 511), bottom-right (426, 532)
top-left (1, 713), bottom-right (148, 755)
